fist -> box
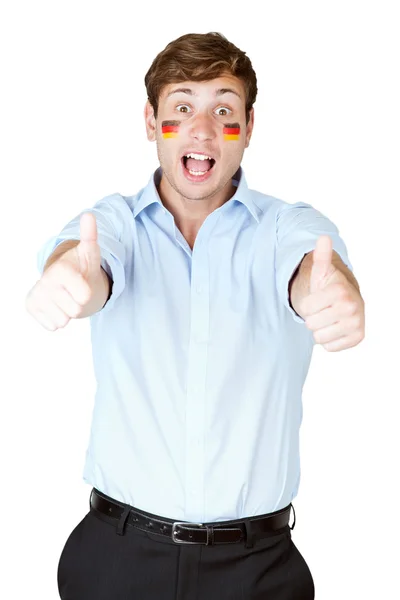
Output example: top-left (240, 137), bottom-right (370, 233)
top-left (26, 212), bottom-right (102, 331)
top-left (301, 235), bottom-right (365, 352)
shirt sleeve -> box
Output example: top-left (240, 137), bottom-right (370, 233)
top-left (275, 201), bottom-right (353, 324)
top-left (36, 194), bottom-right (126, 314)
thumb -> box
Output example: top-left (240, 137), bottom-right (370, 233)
top-left (310, 235), bottom-right (335, 294)
top-left (77, 212), bottom-right (101, 278)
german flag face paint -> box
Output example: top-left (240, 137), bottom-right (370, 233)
top-left (162, 120), bottom-right (180, 138)
top-left (223, 122), bottom-right (240, 141)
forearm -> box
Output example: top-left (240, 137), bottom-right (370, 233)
top-left (289, 250), bottom-right (360, 318)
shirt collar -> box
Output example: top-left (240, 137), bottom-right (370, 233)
top-left (133, 166), bottom-right (261, 223)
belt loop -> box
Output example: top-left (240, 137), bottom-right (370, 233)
top-left (243, 518), bottom-right (255, 549)
top-left (206, 525), bottom-right (215, 546)
top-left (289, 503), bottom-right (296, 530)
top-left (116, 505), bottom-right (131, 536)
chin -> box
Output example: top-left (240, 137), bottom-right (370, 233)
top-left (177, 182), bottom-right (219, 201)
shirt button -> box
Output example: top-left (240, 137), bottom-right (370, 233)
top-left (196, 285), bottom-right (203, 294)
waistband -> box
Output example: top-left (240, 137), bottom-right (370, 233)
top-left (89, 488), bottom-right (296, 547)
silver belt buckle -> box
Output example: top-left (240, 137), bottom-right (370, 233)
top-left (171, 522), bottom-right (204, 544)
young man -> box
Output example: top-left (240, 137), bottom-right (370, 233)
top-left (26, 32), bottom-right (365, 600)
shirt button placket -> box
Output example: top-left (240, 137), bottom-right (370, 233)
top-left (184, 240), bottom-right (209, 521)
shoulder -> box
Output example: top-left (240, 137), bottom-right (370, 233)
top-left (93, 192), bottom-right (135, 213)
top-left (91, 191), bottom-right (141, 238)
top-left (246, 187), bottom-right (317, 225)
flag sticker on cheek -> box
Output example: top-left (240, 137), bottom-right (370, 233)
top-left (223, 122), bottom-right (240, 141)
top-left (162, 120), bottom-right (180, 138)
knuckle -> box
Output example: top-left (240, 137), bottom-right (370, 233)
top-left (58, 316), bottom-right (70, 329)
top-left (346, 301), bottom-right (358, 316)
top-left (332, 283), bottom-right (342, 296)
top-left (356, 327), bottom-right (365, 342)
top-left (336, 284), bottom-right (348, 300)
top-left (44, 320), bottom-right (57, 332)
top-left (68, 306), bottom-right (80, 319)
top-left (69, 303), bottom-right (84, 318)
top-left (306, 319), bottom-right (315, 331)
top-left (33, 308), bottom-right (53, 331)
top-left (324, 344), bottom-right (336, 352)
top-left (49, 309), bottom-right (69, 329)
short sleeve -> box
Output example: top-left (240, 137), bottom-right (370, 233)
top-left (36, 194), bottom-right (127, 314)
top-left (275, 202), bottom-right (353, 324)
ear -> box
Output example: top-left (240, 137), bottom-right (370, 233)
top-left (245, 108), bottom-right (254, 148)
top-left (144, 100), bottom-right (157, 141)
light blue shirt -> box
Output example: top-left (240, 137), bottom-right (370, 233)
top-left (37, 167), bottom-right (353, 522)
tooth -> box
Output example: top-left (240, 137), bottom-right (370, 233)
top-left (186, 153), bottom-right (211, 160)
top-left (189, 169), bottom-right (207, 175)
top-left (184, 153), bottom-right (213, 161)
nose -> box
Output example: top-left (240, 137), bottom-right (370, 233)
top-left (189, 113), bottom-right (216, 143)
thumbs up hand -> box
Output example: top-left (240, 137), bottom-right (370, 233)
top-left (298, 235), bottom-right (365, 352)
top-left (26, 212), bottom-right (110, 330)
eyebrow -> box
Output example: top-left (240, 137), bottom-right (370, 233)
top-left (166, 87), bottom-right (242, 99)
top-left (216, 88), bottom-right (242, 99)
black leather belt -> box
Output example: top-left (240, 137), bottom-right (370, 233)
top-left (90, 488), bottom-right (294, 546)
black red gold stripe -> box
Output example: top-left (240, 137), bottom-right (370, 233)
top-left (223, 122), bottom-right (240, 140)
top-left (162, 120), bottom-right (180, 138)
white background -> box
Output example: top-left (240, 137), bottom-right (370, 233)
top-left (1, 1), bottom-right (399, 598)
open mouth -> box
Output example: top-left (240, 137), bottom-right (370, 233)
top-left (181, 153), bottom-right (216, 178)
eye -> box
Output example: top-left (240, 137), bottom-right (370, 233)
top-left (215, 106), bottom-right (232, 116)
top-left (176, 104), bottom-right (191, 113)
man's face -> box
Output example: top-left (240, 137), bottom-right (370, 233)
top-left (145, 75), bottom-right (254, 202)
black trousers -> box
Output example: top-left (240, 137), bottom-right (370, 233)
top-left (57, 489), bottom-right (315, 599)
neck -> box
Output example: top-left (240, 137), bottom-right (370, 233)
top-left (157, 174), bottom-right (236, 231)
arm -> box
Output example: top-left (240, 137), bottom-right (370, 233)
top-left (37, 196), bottom-right (127, 316)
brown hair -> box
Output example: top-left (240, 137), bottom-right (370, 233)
top-left (144, 32), bottom-right (258, 124)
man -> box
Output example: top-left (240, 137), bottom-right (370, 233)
top-left (26, 32), bottom-right (365, 600)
